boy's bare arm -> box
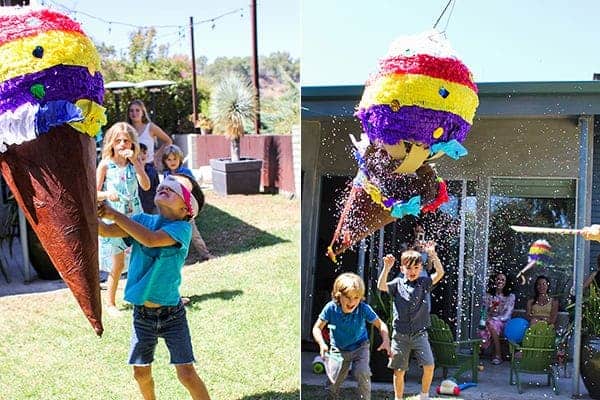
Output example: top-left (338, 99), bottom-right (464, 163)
top-left (372, 318), bottom-right (391, 356)
top-left (377, 254), bottom-right (395, 292)
top-left (423, 242), bottom-right (444, 285)
top-left (131, 156), bottom-right (151, 191)
top-left (98, 219), bottom-right (127, 237)
top-left (312, 319), bottom-right (328, 357)
top-left (429, 252), bottom-right (445, 285)
top-left (98, 202), bottom-right (177, 248)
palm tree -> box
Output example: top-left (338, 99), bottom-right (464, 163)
top-left (210, 73), bottom-right (257, 162)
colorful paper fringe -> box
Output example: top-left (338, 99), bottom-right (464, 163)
top-left (356, 30), bottom-right (478, 149)
top-left (528, 239), bottom-right (553, 265)
top-left (0, 7), bottom-right (105, 151)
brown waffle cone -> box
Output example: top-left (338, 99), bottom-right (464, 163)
top-left (0, 126), bottom-right (102, 336)
top-left (327, 185), bottom-right (395, 262)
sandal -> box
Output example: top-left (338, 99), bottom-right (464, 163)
top-left (491, 356), bottom-right (502, 365)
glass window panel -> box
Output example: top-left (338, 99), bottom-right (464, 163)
top-left (488, 178), bottom-right (576, 311)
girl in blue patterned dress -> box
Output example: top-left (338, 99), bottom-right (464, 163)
top-left (97, 122), bottom-right (150, 316)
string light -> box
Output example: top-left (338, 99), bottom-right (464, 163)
top-left (44, 0), bottom-right (246, 33)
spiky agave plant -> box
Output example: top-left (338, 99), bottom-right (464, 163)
top-left (210, 73), bottom-right (257, 162)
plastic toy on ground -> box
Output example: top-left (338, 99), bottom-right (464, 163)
top-left (312, 355), bottom-right (325, 374)
top-left (436, 378), bottom-right (477, 396)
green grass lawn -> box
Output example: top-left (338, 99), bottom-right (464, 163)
top-left (0, 191), bottom-right (300, 399)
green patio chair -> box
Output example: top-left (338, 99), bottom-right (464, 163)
top-left (428, 314), bottom-right (482, 382)
top-left (508, 321), bottom-right (559, 394)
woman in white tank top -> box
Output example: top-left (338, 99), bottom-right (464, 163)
top-left (127, 99), bottom-right (173, 212)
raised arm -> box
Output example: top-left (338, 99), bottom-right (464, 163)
top-left (148, 123), bottom-right (173, 165)
top-left (131, 154), bottom-right (150, 191)
top-left (377, 254), bottom-right (395, 292)
top-left (98, 202), bottom-right (177, 248)
top-left (424, 242), bottom-right (445, 285)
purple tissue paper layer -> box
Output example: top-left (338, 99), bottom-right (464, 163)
top-left (355, 104), bottom-right (471, 146)
top-left (0, 64), bottom-right (104, 114)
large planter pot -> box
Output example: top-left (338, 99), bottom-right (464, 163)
top-left (210, 157), bottom-right (263, 196)
top-left (581, 336), bottom-right (600, 399)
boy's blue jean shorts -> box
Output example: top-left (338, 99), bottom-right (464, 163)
top-left (128, 301), bottom-right (196, 366)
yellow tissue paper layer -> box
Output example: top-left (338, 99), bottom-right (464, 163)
top-left (69, 99), bottom-right (107, 137)
top-left (0, 30), bottom-right (100, 82)
top-left (359, 73), bottom-right (479, 124)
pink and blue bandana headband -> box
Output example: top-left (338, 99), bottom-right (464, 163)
top-left (161, 175), bottom-right (198, 219)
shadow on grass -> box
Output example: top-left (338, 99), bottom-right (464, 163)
top-left (199, 203), bottom-right (288, 256)
top-left (238, 389), bottom-right (300, 399)
top-left (184, 290), bottom-right (243, 307)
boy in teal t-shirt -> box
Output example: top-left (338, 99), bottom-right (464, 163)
top-left (98, 174), bottom-right (211, 400)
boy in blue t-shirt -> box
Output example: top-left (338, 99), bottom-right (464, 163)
top-left (377, 245), bottom-right (445, 400)
top-left (312, 272), bottom-right (391, 400)
top-left (98, 174), bottom-right (210, 400)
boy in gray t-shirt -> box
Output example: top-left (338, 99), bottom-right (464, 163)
top-left (377, 245), bottom-right (445, 400)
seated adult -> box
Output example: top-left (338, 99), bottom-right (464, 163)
top-left (477, 272), bottom-right (515, 365)
top-left (526, 275), bottom-right (559, 326)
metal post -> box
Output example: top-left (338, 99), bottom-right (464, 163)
top-left (250, 0), bottom-right (261, 134)
top-left (572, 115), bottom-right (593, 395)
top-left (357, 238), bottom-right (367, 282)
top-left (455, 180), bottom-right (467, 340)
top-left (113, 91), bottom-right (122, 119)
top-left (189, 16), bottom-right (199, 130)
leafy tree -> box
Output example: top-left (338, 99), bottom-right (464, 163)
top-left (128, 27), bottom-right (158, 64)
top-left (97, 28), bottom-right (298, 135)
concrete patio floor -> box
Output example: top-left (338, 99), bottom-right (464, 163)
top-left (301, 351), bottom-right (593, 400)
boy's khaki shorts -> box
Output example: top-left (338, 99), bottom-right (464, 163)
top-left (388, 330), bottom-right (434, 371)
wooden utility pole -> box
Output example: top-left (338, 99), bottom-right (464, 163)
top-left (190, 16), bottom-right (199, 131)
top-left (250, 0), bottom-right (260, 134)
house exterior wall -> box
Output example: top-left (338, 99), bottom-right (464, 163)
top-left (300, 82), bottom-right (600, 344)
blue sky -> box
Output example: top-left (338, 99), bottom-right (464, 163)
top-left (40, 0), bottom-right (300, 62)
top-left (302, 0), bottom-right (600, 86)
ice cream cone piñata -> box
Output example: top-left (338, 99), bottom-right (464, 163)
top-left (327, 159), bottom-right (447, 261)
top-left (0, 6), bottom-right (106, 335)
top-left (328, 31), bottom-right (476, 261)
